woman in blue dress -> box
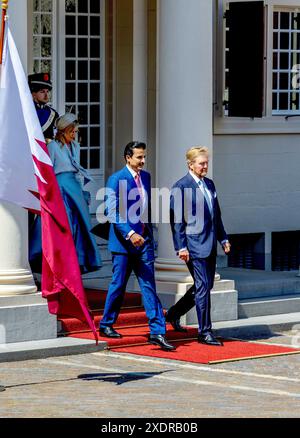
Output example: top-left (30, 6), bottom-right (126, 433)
top-left (30, 113), bottom-right (102, 274)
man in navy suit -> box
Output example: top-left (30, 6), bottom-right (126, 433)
top-left (168, 146), bottom-right (231, 346)
top-left (99, 142), bottom-right (175, 351)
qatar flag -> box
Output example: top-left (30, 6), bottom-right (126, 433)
top-left (0, 28), bottom-right (98, 343)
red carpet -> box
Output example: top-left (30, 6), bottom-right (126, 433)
top-left (58, 289), bottom-right (300, 364)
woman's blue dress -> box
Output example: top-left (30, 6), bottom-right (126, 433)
top-left (29, 140), bottom-right (102, 274)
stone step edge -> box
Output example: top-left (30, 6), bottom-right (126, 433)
top-left (0, 337), bottom-right (106, 363)
top-left (239, 294), bottom-right (300, 304)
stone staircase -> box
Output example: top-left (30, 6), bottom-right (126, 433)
top-left (85, 221), bottom-right (300, 325)
top-left (218, 267), bottom-right (300, 320)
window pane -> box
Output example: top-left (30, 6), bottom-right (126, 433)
top-left (80, 149), bottom-right (88, 168)
top-left (279, 52), bottom-right (289, 69)
top-left (78, 83), bottom-right (88, 102)
top-left (41, 14), bottom-right (52, 35)
top-left (90, 61), bottom-right (100, 80)
top-left (41, 0), bottom-right (52, 12)
top-left (90, 38), bottom-right (100, 57)
top-left (90, 127), bottom-right (100, 146)
top-left (78, 60), bottom-right (88, 80)
top-left (33, 36), bottom-right (41, 57)
top-left (66, 0), bottom-right (76, 13)
top-left (279, 73), bottom-right (289, 90)
top-left (280, 32), bottom-right (289, 50)
top-left (78, 38), bottom-right (88, 57)
top-left (90, 0), bottom-right (100, 14)
top-left (66, 16), bottom-right (76, 35)
top-left (79, 128), bottom-right (88, 148)
top-left (290, 93), bottom-right (299, 110)
top-left (41, 37), bottom-right (51, 57)
top-left (66, 83), bottom-right (76, 102)
top-left (66, 60), bottom-right (76, 80)
top-left (280, 12), bottom-right (290, 30)
top-left (279, 93), bottom-right (288, 109)
top-left (66, 38), bottom-right (76, 57)
top-left (273, 32), bottom-right (278, 50)
top-left (273, 52), bottom-right (278, 69)
top-left (41, 60), bottom-right (51, 73)
top-left (90, 16), bottom-right (100, 36)
top-left (90, 149), bottom-right (100, 169)
top-left (292, 13), bottom-right (300, 31)
top-left (272, 93), bottom-right (278, 109)
top-left (33, 0), bottom-right (40, 12)
top-left (274, 12), bottom-right (278, 29)
top-left (90, 105), bottom-right (100, 124)
top-left (78, 0), bottom-right (88, 13)
top-left (90, 83), bottom-right (100, 102)
top-left (78, 105), bottom-right (88, 124)
top-left (33, 13), bottom-right (40, 34)
top-left (78, 16), bottom-right (88, 35)
top-left (273, 73), bottom-right (278, 90)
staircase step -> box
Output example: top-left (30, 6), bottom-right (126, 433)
top-left (59, 307), bottom-right (147, 334)
top-left (84, 289), bottom-right (142, 310)
top-left (238, 294), bottom-right (300, 318)
top-left (218, 268), bottom-right (300, 299)
top-left (68, 325), bottom-right (199, 348)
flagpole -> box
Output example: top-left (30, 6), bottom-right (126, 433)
top-left (0, 0), bottom-right (9, 65)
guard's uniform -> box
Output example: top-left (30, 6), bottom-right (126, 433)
top-left (28, 72), bottom-right (59, 142)
top-left (34, 102), bottom-right (59, 142)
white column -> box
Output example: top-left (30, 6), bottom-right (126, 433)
top-left (132, 0), bottom-right (148, 142)
top-left (155, 0), bottom-right (214, 287)
top-left (0, 202), bottom-right (36, 296)
top-left (8, 0), bottom-right (29, 71)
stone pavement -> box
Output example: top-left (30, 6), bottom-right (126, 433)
top-left (0, 330), bottom-right (300, 418)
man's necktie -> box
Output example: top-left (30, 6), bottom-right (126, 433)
top-left (135, 173), bottom-right (145, 233)
top-left (135, 173), bottom-right (144, 204)
top-left (198, 179), bottom-right (213, 215)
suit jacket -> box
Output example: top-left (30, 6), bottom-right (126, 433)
top-left (170, 173), bottom-right (228, 259)
top-left (105, 166), bottom-right (153, 254)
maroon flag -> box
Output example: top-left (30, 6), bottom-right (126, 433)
top-left (0, 28), bottom-right (98, 343)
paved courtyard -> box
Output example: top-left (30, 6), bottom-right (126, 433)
top-left (0, 330), bottom-right (300, 420)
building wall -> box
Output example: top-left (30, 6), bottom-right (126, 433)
top-left (113, 0), bottom-right (133, 171)
top-left (8, 0), bottom-right (29, 71)
top-left (213, 133), bottom-right (300, 268)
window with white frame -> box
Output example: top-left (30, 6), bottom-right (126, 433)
top-left (31, 0), bottom-right (104, 174)
top-left (221, 1), bottom-right (300, 119)
top-left (30, 0), bottom-right (106, 213)
top-left (32, 0), bottom-right (54, 77)
top-left (272, 9), bottom-right (300, 115)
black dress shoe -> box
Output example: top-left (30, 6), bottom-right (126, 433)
top-left (149, 334), bottom-right (176, 351)
top-left (165, 311), bottom-right (187, 333)
top-left (198, 333), bottom-right (223, 346)
top-left (99, 326), bottom-right (122, 338)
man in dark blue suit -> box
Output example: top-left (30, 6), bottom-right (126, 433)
top-left (168, 147), bottom-right (231, 346)
top-left (100, 142), bottom-right (175, 351)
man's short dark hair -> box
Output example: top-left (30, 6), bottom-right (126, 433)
top-left (124, 141), bottom-right (146, 160)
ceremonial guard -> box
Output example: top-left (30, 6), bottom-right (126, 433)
top-left (28, 72), bottom-right (59, 143)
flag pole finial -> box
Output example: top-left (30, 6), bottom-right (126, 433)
top-left (0, 0), bottom-right (9, 65)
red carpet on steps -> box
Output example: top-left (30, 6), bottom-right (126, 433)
top-left (58, 289), bottom-right (300, 364)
